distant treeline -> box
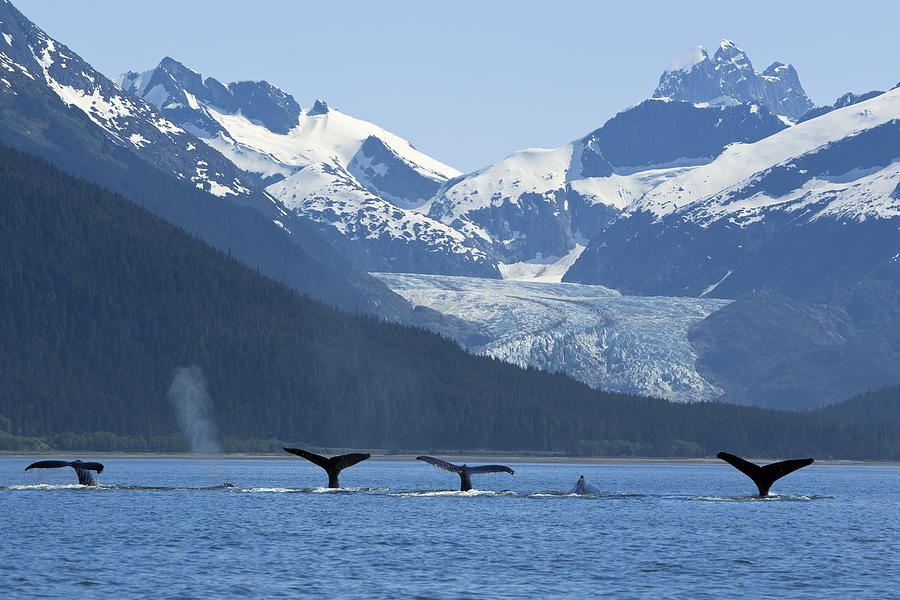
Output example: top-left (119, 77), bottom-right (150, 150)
top-left (818, 385), bottom-right (900, 434)
top-left (0, 427), bottom-right (285, 454)
top-left (2, 143), bottom-right (899, 459)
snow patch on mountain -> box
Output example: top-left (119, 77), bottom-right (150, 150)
top-left (497, 244), bottom-right (586, 282)
top-left (428, 145), bottom-right (576, 221)
top-left (666, 45), bottom-right (708, 73)
top-left (634, 88), bottom-right (900, 219)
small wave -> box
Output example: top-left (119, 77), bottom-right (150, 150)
top-left (388, 489), bottom-right (517, 498)
top-left (231, 487), bottom-right (301, 493)
top-left (233, 487), bottom-right (388, 494)
top-left (1, 484), bottom-right (88, 491)
top-left (680, 494), bottom-right (833, 502)
top-left (525, 491), bottom-right (644, 499)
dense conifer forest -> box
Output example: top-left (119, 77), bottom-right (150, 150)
top-left (2, 144), bottom-right (898, 458)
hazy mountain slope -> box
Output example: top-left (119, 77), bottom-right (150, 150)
top-left (688, 288), bottom-right (900, 409)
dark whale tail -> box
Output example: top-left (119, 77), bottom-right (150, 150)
top-left (716, 452), bottom-right (814, 497)
top-left (283, 447), bottom-right (370, 488)
top-left (25, 459), bottom-right (104, 486)
top-left (416, 456), bottom-right (514, 491)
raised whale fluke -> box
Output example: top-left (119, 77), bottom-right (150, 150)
top-left (416, 456), bottom-right (514, 491)
top-left (25, 459), bottom-right (104, 486)
top-left (717, 452), bottom-right (814, 497)
top-left (283, 447), bottom-right (370, 488)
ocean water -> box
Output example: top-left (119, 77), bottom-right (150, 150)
top-left (1, 458), bottom-right (897, 599)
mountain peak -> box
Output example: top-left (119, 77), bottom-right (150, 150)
top-left (713, 39), bottom-right (751, 69)
top-left (654, 41), bottom-right (813, 120)
top-left (156, 56), bottom-right (204, 94)
top-left (159, 56), bottom-right (194, 74)
top-left (120, 57), bottom-right (302, 134)
top-left (308, 99), bottom-right (329, 115)
top-left (716, 39), bottom-right (743, 55)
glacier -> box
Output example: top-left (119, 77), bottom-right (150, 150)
top-left (374, 273), bottom-right (731, 402)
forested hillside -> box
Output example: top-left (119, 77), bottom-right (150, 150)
top-left (817, 385), bottom-right (900, 431)
top-left (1, 144), bottom-right (898, 459)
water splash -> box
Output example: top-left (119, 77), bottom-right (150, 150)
top-left (167, 366), bottom-right (221, 453)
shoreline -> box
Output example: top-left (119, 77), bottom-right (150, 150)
top-left (1, 451), bottom-right (897, 466)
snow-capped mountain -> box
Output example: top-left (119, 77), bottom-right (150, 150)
top-left (0, 0), bottom-right (418, 320)
top-left (375, 273), bottom-right (731, 402)
top-left (121, 43), bottom-right (794, 279)
top-left (0, 3), bottom-right (266, 203)
top-left (653, 40), bottom-right (814, 120)
top-left (566, 88), bottom-right (900, 299)
top-left (120, 58), bottom-right (499, 277)
top-left (425, 96), bottom-right (787, 270)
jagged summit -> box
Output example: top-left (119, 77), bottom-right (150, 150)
top-left (714, 39), bottom-right (746, 61)
top-left (308, 99), bottom-right (329, 115)
top-left (654, 40), bottom-right (814, 120)
top-left (119, 57), bottom-right (302, 134)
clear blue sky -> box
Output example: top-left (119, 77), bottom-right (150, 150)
top-left (15, 0), bottom-right (900, 173)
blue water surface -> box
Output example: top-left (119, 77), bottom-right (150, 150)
top-left (1, 458), bottom-right (897, 599)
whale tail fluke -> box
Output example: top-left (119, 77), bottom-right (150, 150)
top-left (416, 456), bottom-right (514, 491)
top-left (25, 459), bottom-right (104, 486)
top-left (717, 452), bottom-right (814, 497)
top-left (283, 447), bottom-right (371, 488)
top-left (415, 456), bottom-right (463, 473)
top-left (25, 460), bottom-right (73, 471)
top-left (330, 453), bottom-right (371, 472)
top-left (415, 456), bottom-right (514, 475)
top-left (283, 447), bottom-right (331, 469)
top-left (466, 464), bottom-right (515, 475)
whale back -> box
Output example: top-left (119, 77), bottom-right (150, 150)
top-left (570, 475), bottom-right (601, 495)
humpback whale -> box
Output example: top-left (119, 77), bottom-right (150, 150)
top-left (416, 456), bottom-right (514, 491)
top-left (569, 475), bottom-right (601, 495)
top-left (717, 452), bottom-right (814, 497)
top-left (25, 459), bottom-right (104, 486)
top-left (283, 447), bottom-right (371, 488)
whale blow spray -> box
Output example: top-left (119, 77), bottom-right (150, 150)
top-left (167, 366), bottom-right (222, 453)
